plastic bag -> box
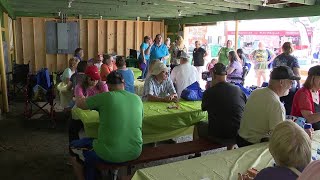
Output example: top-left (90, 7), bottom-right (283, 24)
top-left (181, 81), bottom-right (204, 101)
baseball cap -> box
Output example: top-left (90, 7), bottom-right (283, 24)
top-left (308, 65), bottom-right (320, 76)
top-left (213, 63), bottom-right (227, 75)
top-left (85, 65), bottom-right (100, 80)
top-left (270, 66), bottom-right (300, 80)
top-left (150, 61), bottom-right (168, 75)
top-left (106, 71), bottom-right (125, 84)
top-left (180, 51), bottom-right (189, 59)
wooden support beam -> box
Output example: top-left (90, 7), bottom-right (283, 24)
top-left (165, 5), bottom-right (320, 25)
top-left (0, 18), bottom-right (9, 112)
top-left (235, 20), bottom-right (239, 50)
top-left (3, 13), bottom-right (11, 72)
top-left (13, 20), bottom-right (17, 62)
top-left (0, 0), bottom-right (15, 18)
top-left (135, 17), bottom-right (140, 50)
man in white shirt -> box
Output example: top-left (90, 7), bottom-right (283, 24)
top-left (237, 66), bottom-right (300, 147)
top-left (171, 52), bottom-right (199, 97)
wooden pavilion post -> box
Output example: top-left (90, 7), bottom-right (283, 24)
top-left (235, 20), bottom-right (239, 50)
top-left (0, 18), bottom-right (9, 113)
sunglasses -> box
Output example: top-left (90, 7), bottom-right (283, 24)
top-left (162, 71), bottom-right (168, 75)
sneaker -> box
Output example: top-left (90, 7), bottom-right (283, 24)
top-left (188, 153), bottom-right (201, 159)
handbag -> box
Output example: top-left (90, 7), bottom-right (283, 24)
top-left (181, 82), bottom-right (204, 101)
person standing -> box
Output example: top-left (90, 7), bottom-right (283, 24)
top-left (218, 40), bottom-right (233, 66)
top-left (138, 36), bottom-right (152, 79)
top-left (74, 48), bottom-right (84, 62)
top-left (273, 42), bottom-right (300, 115)
top-left (193, 41), bottom-right (208, 89)
top-left (146, 34), bottom-right (169, 64)
top-left (251, 41), bottom-right (275, 86)
top-left (170, 36), bottom-right (187, 68)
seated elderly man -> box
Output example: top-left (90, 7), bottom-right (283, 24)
top-left (194, 63), bottom-right (246, 153)
top-left (170, 52), bottom-right (199, 97)
top-left (237, 66), bottom-right (300, 147)
top-left (143, 61), bottom-right (177, 102)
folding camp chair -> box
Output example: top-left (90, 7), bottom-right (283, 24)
top-left (24, 72), bottom-right (56, 126)
top-left (11, 62), bottom-right (30, 96)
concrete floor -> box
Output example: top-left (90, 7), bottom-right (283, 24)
top-left (0, 95), bottom-right (225, 180)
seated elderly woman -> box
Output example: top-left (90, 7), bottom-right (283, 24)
top-left (292, 65), bottom-right (320, 130)
top-left (61, 57), bottom-right (78, 85)
top-left (58, 57), bottom-right (79, 108)
top-left (100, 54), bottom-right (117, 81)
top-left (143, 61), bottom-right (178, 102)
top-left (255, 120), bottom-right (311, 179)
top-left (226, 51), bottom-right (243, 84)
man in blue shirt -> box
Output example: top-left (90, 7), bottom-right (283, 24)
top-left (147, 34), bottom-right (170, 64)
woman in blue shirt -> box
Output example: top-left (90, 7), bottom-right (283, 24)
top-left (138, 36), bottom-right (151, 79)
top-left (147, 34), bottom-right (170, 64)
top-left (115, 56), bottom-right (135, 93)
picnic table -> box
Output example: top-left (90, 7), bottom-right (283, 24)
top-left (131, 131), bottom-right (320, 180)
top-left (128, 67), bottom-right (141, 80)
top-left (72, 100), bottom-right (207, 144)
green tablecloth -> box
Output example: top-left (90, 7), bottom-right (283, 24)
top-left (129, 67), bottom-right (142, 80)
top-left (132, 131), bottom-right (320, 180)
top-left (73, 101), bottom-right (207, 144)
top-left (134, 80), bottom-right (144, 97)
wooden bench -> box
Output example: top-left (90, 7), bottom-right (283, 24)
top-left (96, 139), bottom-right (225, 179)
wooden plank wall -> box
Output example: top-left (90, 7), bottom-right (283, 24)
top-left (15, 17), bottom-right (164, 72)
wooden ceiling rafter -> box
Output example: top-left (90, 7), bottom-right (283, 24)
top-left (6, 0), bottom-right (320, 20)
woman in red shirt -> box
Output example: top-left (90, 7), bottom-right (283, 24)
top-left (100, 54), bottom-right (117, 81)
top-left (291, 65), bottom-right (320, 130)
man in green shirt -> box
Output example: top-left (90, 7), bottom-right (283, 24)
top-left (71, 71), bottom-right (143, 180)
top-left (218, 40), bottom-right (233, 66)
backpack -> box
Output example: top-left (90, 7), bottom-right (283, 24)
top-left (32, 68), bottom-right (52, 101)
top-left (36, 68), bottom-right (52, 90)
top-left (181, 82), bottom-right (204, 101)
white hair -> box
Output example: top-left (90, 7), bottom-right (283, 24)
top-left (269, 121), bottom-right (311, 169)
